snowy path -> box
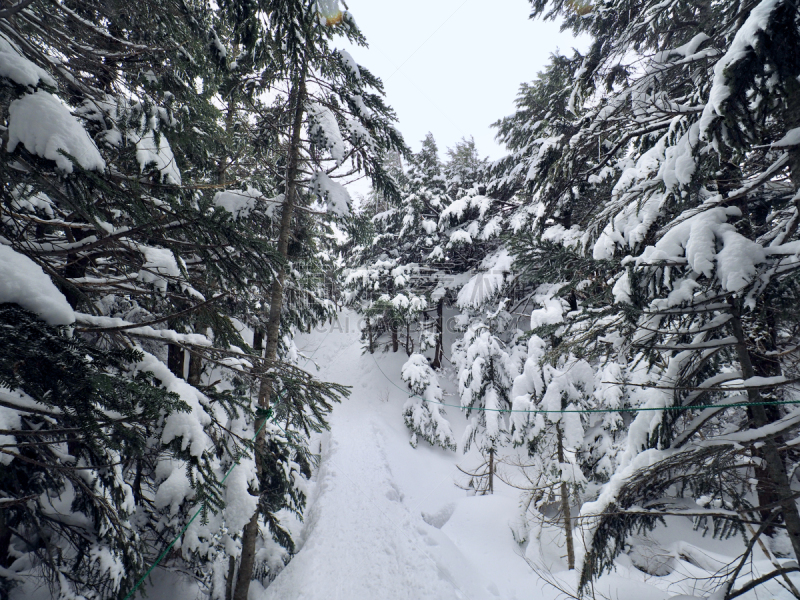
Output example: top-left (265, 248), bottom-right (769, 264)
top-left (139, 311), bottom-right (775, 600)
top-left (255, 311), bottom-right (800, 600)
top-left (264, 411), bottom-right (470, 600)
top-left (260, 314), bottom-right (510, 600)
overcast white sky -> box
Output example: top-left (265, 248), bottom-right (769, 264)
top-left (338, 0), bottom-right (588, 162)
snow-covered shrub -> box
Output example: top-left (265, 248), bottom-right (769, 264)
top-left (452, 322), bottom-right (516, 453)
top-left (401, 354), bottom-right (456, 451)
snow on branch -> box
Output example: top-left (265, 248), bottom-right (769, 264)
top-left (7, 91), bottom-right (105, 173)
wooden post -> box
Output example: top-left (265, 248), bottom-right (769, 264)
top-left (557, 425), bottom-right (575, 569)
top-left (391, 318), bottom-right (399, 353)
top-left (431, 298), bottom-right (444, 369)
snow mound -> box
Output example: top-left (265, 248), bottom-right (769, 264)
top-left (0, 244), bottom-right (75, 325)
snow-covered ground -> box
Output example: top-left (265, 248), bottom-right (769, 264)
top-left (138, 309), bottom-right (797, 600)
top-left (254, 310), bottom-right (799, 600)
top-left (258, 311), bottom-right (539, 600)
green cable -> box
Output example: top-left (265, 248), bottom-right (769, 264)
top-left (370, 352), bottom-right (800, 414)
top-left (122, 408), bottom-right (274, 600)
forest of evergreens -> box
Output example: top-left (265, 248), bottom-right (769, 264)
top-left (2, 1), bottom-right (800, 599)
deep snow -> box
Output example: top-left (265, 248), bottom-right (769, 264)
top-left (133, 309), bottom-right (798, 600)
top-left (251, 311), bottom-right (799, 600)
top-left (258, 312), bottom-right (529, 600)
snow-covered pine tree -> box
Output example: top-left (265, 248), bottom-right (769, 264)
top-left (500, 0), bottom-right (800, 595)
top-left (401, 354), bottom-right (456, 451)
top-left (490, 26), bottom-right (636, 501)
top-left (400, 134), bottom-right (453, 361)
top-left (0, 304), bottom-right (185, 599)
top-left (490, 50), bottom-right (589, 235)
top-left (510, 333), bottom-right (597, 570)
top-left (0, 3), bottom-right (268, 596)
top-left (444, 137), bottom-right (487, 202)
top-left (345, 135), bottom-right (449, 356)
top-left (452, 315), bottom-right (519, 492)
top-left (347, 133), bottom-right (501, 365)
top-left (345, 257), bottom-right (403, 352)
top-left (0, 0), bottom-right (349, 597)
top-left (347, 135), bottom-right (510, 452)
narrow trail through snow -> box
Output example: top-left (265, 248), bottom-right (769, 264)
top-left (261, 314), bottom-right (501, 600)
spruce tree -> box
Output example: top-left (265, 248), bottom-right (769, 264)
top-left (401, 353), bottom-right (456, 451)
top-left (496, 0), bottom-right (800, 594)
top-left (0, 0), bottom-right (349, 597)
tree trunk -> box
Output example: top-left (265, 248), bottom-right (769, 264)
top-left (557, 425), bottom-right (575, 570)
top-left (187, 352), bottom-right (202, 386)
top-left (366, 316), bottom-right (374, 354)
top-left (786, 75), bottom-right (800, 190)
top-left (225, 329), bottom-right (264, 600)
top-left (225, 555), bottom-right (237, 600)
top-left (729, 299), bottom-right (800, 562)
top-left (749, 304), bottom-right (783, 533)
top-left (167, 344), bottom-right (185, 379)
top-left (431, 298), bottom-right (443, 369)
top-left (488, 448), bottom-right (494, 494)
top-left (391, 319), bottom-right (399, 353)
top-left (253, 329), bottom-right (264, 356)
top-left (0, 508), bottom-right (11, 568)
top-left (62, 229), bottom-right (90, 310)
top-left (233, 61), bottom-right (308, 600)
top-left (234, 513), bottom-right (260, 600)
top-left (405, 321), bottom-right (412, 356)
